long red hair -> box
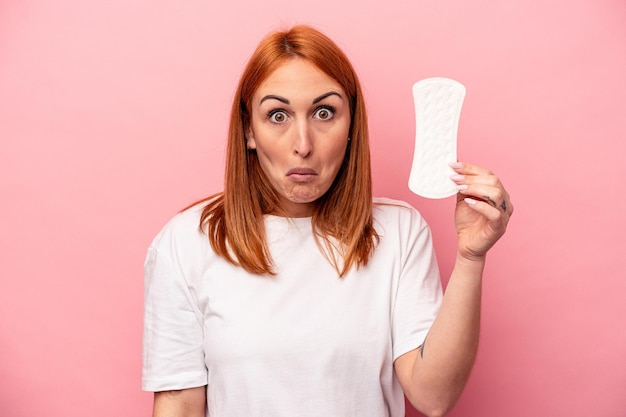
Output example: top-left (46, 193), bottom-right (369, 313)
top-left (200, 25), bottom-right (378, 276)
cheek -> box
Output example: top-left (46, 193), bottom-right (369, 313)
top-left (333, 147), bottom-right (347, 166)
top-left (330, 139), bottom-right (349, 163)
top-left (255, 140), bottom-right (285, 162)
top-left (253, 142), bottom-right (288, 177)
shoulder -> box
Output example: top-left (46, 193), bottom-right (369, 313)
top-left (148, 202), bottom-right (207, 254)
top-left (372, 197), bottom-right (428, 232)
top-left (371, 197), bottom-right (433, 244)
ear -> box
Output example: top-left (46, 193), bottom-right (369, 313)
top-left (246, 129), bottom-right (257, 150)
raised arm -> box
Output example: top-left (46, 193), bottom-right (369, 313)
top-left (153, 386), bottom-right (207, 417)
top-left (395, 162), bottom-right (513, 417)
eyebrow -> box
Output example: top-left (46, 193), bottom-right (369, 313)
top-left (312, 91), bottom-right (342, 104)
top-left (259, 91), bottom-right (343, 105)
top-left (260, 94), bottom-right (289, 105)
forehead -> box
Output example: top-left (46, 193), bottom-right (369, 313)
top-left (254, 58), bottom-right (343, 98)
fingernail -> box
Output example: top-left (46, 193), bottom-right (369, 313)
top-left (449, 162), bottom-right (463, 169)
top-left (456, 184), bottom-right (468, 191)
top-left (450, 174), bottom-right (465, 182)
top-left (464, 198), bottom-right (477, 205)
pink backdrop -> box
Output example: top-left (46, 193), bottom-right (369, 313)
top-left (1, 1), bottom-right (624, 416)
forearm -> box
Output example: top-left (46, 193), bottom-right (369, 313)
top-left (398, 252), bottom-right (484, 416)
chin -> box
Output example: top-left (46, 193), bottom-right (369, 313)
top-left (285, 187), bottom-right (326, 203)
top-left (288, 195), bottom-right (320, 204)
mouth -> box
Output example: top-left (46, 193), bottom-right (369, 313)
top-left (286, 167), bottom-right (318, 182)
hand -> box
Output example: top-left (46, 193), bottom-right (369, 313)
top-left (450, 162), bottom-right (513, 261)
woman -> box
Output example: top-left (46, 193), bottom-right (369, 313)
top-left (142, 25), bottom-right (513, 417)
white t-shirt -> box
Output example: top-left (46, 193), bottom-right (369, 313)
top-left (142, 197), bottom-right (443, 417)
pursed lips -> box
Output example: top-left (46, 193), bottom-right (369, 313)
top-left (286, 167), bottom-right (317, 182)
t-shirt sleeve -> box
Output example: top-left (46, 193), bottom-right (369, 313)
top-left (391, 211), bottom-right (443, 361)
top-left (142, 245), bottom-right (207, 391)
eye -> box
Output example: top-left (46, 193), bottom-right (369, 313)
top-left (313, 106), bottom-right (335, 121)
top-left (268, 110), bottom-right (288, 124)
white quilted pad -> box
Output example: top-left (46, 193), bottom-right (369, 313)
top-left (408, 77), bottom-right (466, 199)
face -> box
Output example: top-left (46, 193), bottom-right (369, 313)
top-left (247, 58), bottom-right (351, 217)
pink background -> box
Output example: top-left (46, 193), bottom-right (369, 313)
top-left (1, 0), bottom-right (624, 416)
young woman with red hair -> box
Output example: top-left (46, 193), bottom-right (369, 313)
top-left (142, 25), bottom-right (512, 417)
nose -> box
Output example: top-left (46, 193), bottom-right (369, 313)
top-left (293, 121), bottom-right (313, 157)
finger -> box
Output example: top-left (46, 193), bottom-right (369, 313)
top-left (450, 162), bottom-right (513, 215)
top-left (449, 161), bottom-right (493, 176)
top-left (450, 165), bottom-right (502, 190)
top-left (477, 196), bottom-right (510, 214)
top-left (456, 182), bottom-right (505, 204)
top-left (451, 174), bottom-right (501, 191)
top-left (456, 183), bottom-right (511, 215)
top-left (463, 197), bottom-right (506, 222)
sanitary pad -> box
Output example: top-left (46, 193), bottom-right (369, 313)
top-left (408, 77), bottom-right (466, 199)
